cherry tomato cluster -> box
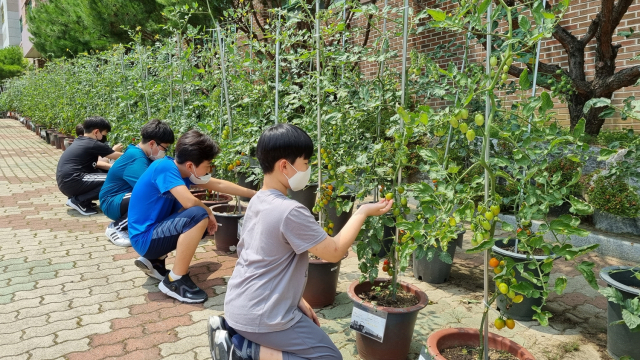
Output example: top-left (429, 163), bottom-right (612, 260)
top-left (490, 256), bottom-right (525, 305)
top-left (381, 259), bottom-right (394, 276)
top-left (488, 54), bottom-right (513, 85)
top-left (320, 148), bottom-right (336, 177)
top-left (312, 184), bottom-right (334, 214)
top-left (221, 125), bottom-right (231, 140)
top-left (470, 203), bottom-right (501, 247)
top-left (381, 186), bottom-right (410, 224)
top-left (227, 159), bottom-right (242, 171)
top-left (494, 317), bottom-right (516, 330)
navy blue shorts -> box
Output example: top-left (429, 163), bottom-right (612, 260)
top-left (142, 207), bottom-right (209, 260)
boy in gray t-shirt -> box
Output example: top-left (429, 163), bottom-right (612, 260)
top-left (208, 124), bottom-right (392, 360)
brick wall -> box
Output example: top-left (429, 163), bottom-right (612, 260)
top-left (349, 0), bottom-right (640, 131)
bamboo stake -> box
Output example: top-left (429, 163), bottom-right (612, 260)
top-left (483, 3), bottom-right (493, 360)
top-left (275, 11), bottom-right (281, 124)
top-left (316, 0), bottom-right (323, 226)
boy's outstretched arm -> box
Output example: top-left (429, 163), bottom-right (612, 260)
top-left (309, 199), bottom-right (393, 263)
top-left (196, 178), bottom-right (258, 199)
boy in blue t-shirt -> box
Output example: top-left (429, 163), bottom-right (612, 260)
top-left (100, 120), bottom-right (175, 247)
top-left (128, 130), bottom-right (257, 304)
top-left (208, 124), bottom-right (392, 360)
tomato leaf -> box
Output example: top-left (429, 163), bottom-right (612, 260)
top-left (569, 195), bottom-right (593, 215)
top-left (554, 276), bottom-right (567, 295)
top-left (427, 9), bottom-right (446, 21)
top-left (577, 261), bottom-right (599, 290)
top-left (519, 68), bottom-right (530, 89)
top-left (622, 309), bottom-right (640, 332)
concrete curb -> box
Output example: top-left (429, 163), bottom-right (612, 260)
top-left (498, 214), bottom-right (640, 263)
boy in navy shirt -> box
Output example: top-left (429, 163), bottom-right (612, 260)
top-left (100, 120), bottom-right (175, 247)
top-left (128, 130), bottom-right (257, 303)
top-left (56, 116), bottom-right (123, 215)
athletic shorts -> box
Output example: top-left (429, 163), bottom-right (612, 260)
top-left (235, 313), bottom-right (342, 360)
top-left (142, 207), bottom-right (208, 260)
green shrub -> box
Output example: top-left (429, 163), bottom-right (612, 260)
top-left (587, 175), bottom-right (640, 218)
top-left (547, 157), bottom-right (583, 197)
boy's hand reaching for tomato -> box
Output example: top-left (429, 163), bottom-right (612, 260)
top-left (357, 198), bottom-right (394, 217)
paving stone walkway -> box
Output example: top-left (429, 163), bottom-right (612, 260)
top-left (0, 118), bottom-right (634, 360)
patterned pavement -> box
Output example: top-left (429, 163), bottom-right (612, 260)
top-left (0, 118), bottom-right (634, 359)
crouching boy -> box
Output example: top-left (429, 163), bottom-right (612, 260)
top-left (128, 130), bottom-right (256, 303)
top-left (208, 124), bottom-right (392, 360)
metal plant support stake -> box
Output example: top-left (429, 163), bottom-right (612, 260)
top-left (120, 52), bottom-right (132, 115)
top-left (275, 11), bottom-right (281, 124)
top-left (316, 0), bottom-right (323, 226)
top-left (341, 0), bottom-right (347, 81)
top-left (483, 3), bottom-right (492, 359)
top-left (169, 53), bottom-right (173, 115)
top-left (528, 0), bottom-right (547, 132)
top-left (217, 22), bottom-right (233, 138)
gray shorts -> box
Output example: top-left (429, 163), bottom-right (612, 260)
top-left (235, 315), bottom-right (342, 360)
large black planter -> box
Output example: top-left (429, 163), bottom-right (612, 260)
top-left (413, 231), bottom-right (465, 284)
top-left (600, 266), bottom-right (640, 360)
top-left (237, 170), bottom-right (260, 202)
top-left (302, 257), bottom-right (342, 308)
top-left (325, 194), bottom-right (355, 233)
top-left (210, 204), bottom-right (245, 252)
top-left (288, 184), bottom-right (318, 213)
top-left (493, 238), bottom-right (555, 321)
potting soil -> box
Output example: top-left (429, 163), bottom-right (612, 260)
top-left (440, 346), bottom-right (519, 360)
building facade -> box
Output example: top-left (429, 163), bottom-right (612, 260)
top-left (0, 0), bottom-right (20, 48)
top-left (18, 0), bottom-right (39, 58)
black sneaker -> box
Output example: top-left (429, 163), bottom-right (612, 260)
top-left (209, 316), bottom-right (234, 354)
top-left (158, 272), bottom-right (208, 303)
top-left (211, 329), bottom-right (232, 360)
top-left (134, 256), bottom-right (168, 281)
top-left (66, 198), bottom-right (98, 216)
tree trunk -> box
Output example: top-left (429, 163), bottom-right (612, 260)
top-left (568, 92), bottom-right (609, 136)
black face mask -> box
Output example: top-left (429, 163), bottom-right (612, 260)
top-left (99, 135), bottom-right (107, 143)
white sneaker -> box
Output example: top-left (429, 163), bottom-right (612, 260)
top-left (105, 222), bottom-right (131, 247)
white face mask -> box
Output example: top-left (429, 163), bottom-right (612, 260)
top-left (189, 165), bottom-right (211, 185)
top-left (149, 145), bottom-right (166, 161)
top-left (284, 161), bottom-right (311, 192)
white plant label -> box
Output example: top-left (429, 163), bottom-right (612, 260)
top-left (349, 302), bottom-right (387, 343)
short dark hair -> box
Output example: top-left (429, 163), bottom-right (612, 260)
top-left (257, 123), bottom-right (314, 174)
top-left (82, 116), bottom-right (111, 133)
top-left (140, 119), bottom-right (175, 145)
top-left (175, 130), bottom-right (220, 165)
top-left (75, 124), bottom-right (84, 136)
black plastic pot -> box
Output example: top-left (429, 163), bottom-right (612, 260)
top-left (45, 129), bottom-right (55, 144)
top-left (413, 231), bottom-right (465, 284)
top-left (599, 266), bottom-right (640, 360)
top-left (493, 238), bottom-right (556, 321)
top-left (211, 204), bottom-right (245, 252)
top-left (237, 171), bottom-right (260, 202)
top-left (347, 279), bottom-right (428, 360)
top-left (302, 256), bottom-right (342, 308)
top-left (288, 184), bottom-right (318, 213)
top-left (325, 194), bottom-right (355, 233)
top-left (195, 193), bottom-right (233, 207)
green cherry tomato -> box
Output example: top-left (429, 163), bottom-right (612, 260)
top-left (475, 113), bottom-right (484, 126)
top-left (459, 122), bottom-right (468, 134)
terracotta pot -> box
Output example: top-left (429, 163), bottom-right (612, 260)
top-left (302, 255), bottom-right (344, 308)
top-left (194, 192), bottom-right (233, 207)
top-left (424, 328), bottom-right (535, 360)
top-left (50, 132), bottom-right (59, 146)
top-left (347, 279), bottom-right (428, 360)
top-left (211, 204), bottom-right (246, 252)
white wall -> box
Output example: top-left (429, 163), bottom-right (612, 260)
top-left (1, 0), bottom-right (20, 48)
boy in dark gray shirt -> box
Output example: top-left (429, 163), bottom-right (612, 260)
top-left (208, 124), bottom-right (392, 360)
